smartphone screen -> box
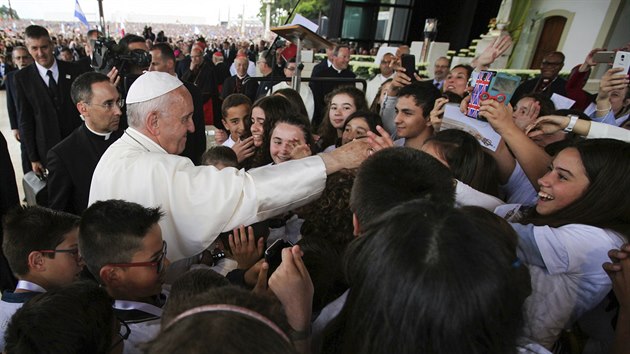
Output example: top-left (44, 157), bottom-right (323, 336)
top-left (264, 239), bottom-right (293, 278)
top-left (401, 54), bottom-right (417, 82)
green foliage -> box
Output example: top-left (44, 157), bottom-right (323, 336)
top-left (259, 0), bottom-right (329, 25)
top-left (0, 5), bottom-right (19, 20)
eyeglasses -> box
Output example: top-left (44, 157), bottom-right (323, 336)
top-left (109, 318), bottom-right (131, 352)
top-left (86, 99), bottom-right (124, 111)
top-left (541, 61), bottom-right (563, 67)
top-left (285, 66), bottom-right (296, 71)
top-left (38, 247), bottom-right (81, 260)
top-left (106, 241), bottom-right (167, 274)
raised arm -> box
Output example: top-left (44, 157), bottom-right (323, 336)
top-left (478, 99), bottom-right (551, 190)
top-left (528, 115), bottom-right (630, 143)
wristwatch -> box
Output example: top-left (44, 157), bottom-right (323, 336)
top-left (563, 114), bottom-right (579, 132)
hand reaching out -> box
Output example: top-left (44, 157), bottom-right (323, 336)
top-left (366, 125), bottom-right (394, 152)
top-left (268, 245), bottom-right (314, 333)
top-left (478, 98), bottom-right (517, 135)
top-left (229, 225), bottom-right (264, 270)
top-left (289, 139), bottom-right (312, 161)
top-left (526, 115), bottom-right (570, 138)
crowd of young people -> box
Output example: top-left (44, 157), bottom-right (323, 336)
top-left (1, 30), bottom-right (630, 354)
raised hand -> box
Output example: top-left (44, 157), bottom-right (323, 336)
top-left (268, 245), bottom-right (314, 333)
top-left (430, 97), bottom-right (449, 131)
top-left (474, 34), bottom-right (512, 68)
top-left (229, 225), bottom-right (264, 270)
top-left (366, 125), bottom-right (394, 152)
top-left (231, 136), bottom-right (256, 163)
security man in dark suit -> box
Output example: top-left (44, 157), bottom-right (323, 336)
top-left (15, 25), bottom-right (89, 177)
top-left (5, 46), bottom-right (33, 174)
top-left (46, 72), bottom-right (123, 214)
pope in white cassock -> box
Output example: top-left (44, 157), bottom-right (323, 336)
top-left (89, 71), bottom-right (370, 261)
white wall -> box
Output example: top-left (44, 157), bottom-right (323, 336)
top-left (510, 0), bottom-right (621, 70)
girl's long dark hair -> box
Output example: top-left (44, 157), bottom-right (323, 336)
top-left (521, 139), bottom-right (630, 238)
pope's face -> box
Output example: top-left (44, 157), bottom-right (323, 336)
top-left (156, 87), bottom-right (194, 154)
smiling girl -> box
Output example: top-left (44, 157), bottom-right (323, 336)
top-left (316, 86), bottom-right (368, 152)
top-left (481, 94), bottom-right (630, 348)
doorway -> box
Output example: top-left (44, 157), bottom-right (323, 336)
top-left (530, 16), bottom-right (566, 69)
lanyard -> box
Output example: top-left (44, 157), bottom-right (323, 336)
top-left (15, 280), bottom-right (46, 293)
top-left (114, 299), bottom-right (163, 317)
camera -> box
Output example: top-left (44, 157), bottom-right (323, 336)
top-left (90, 37), bottom-right (151, 78)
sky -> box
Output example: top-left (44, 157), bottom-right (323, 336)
top-left (8, 0), bottom-right (265, 25)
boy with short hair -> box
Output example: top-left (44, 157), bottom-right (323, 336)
top-left (221, 93), bottom-right (251, 148)
top-left (201, 145), bottom-right (238, 169)
top-left (79, 199), bottom-right (167, 354)
top-left (0, 206), bottom-right (82, 351)
top-left (392, 81), bottom-right (442, 150)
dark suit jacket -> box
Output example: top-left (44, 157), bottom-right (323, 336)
top-left (15, 60), bottom-right (88, 166)
top-left (309, 65), bottom-right (356, 127)
top-left (255, 73), bottom-right (284, 99)
top-left (180, 82), bottom-right (207, 165)
top-left (46, 124), bottom-right (122, 214)
top-left (181, 62), bottom-right (219, 103)
top-left (5, 68), bottom-right (32, 173)
top-left (311, 59), bottom-right (330, 78)
top-left (214, 62), bottom-right (231, 87)
top-left (510, 76), bottom-right (568, 106)
top-left (176, 55), bottom-right (191, 78)
top-left (221, 75), bottom-right (259, 102)
top-left (5, 70), bottom-right (19, 130)
top-left (0, 131), bottom-right (19, 291)
top-left (222, 47), bottom-right (237, 66)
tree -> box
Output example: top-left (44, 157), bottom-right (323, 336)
top-left (0, 5), bottom-right (19, 20)
top-left (259, 0), bottom-right (329, 25)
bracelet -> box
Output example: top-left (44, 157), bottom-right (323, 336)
top-left (563, 115), bottom-right (579, 133)
top-left (289, 326), bottom-right (312, 341)
top-left (595, 104), bottom-right (612, 112)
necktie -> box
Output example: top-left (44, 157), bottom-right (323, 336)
top-left (47, 69), bottom-right (60, 109)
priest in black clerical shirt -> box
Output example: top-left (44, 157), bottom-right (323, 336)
top-left (309, 44), bottom-right (356, 128)
top-left (46, 72), bottom-right (123, 215)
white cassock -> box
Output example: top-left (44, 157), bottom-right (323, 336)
top-left (89, 127), bottom-right (326, 261)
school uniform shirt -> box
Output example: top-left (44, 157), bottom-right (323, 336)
top-left (89, 127), bottom-right (327, 261)
top-left (499, 162), bottom-right (538, 206)
top-left (495, 204), bottom-right (625, 349)
top-left (222, 135), bottom-right (236, 148)
top-left (454, 179), bottom-right (504, 211)
top-left (589, 108), bottom-right (629, 127)
top-left (114, 299), bottom-right (163, 354)
top-left (0, 281), bottom-right (46, 351)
